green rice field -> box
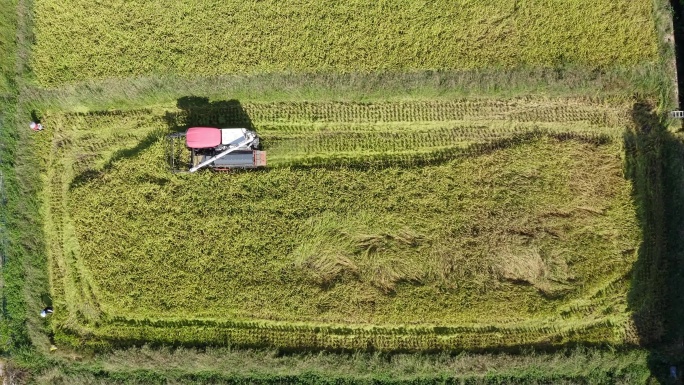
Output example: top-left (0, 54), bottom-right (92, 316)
top-left (1, 0), bottom-right (679, 382)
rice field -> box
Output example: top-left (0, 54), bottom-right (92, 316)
top-left (9, 0), bottom-right (674, 381)
top-left (37, 97), bottom-right (646, 350)
top-left (31, 0), bottom-right (659, 86)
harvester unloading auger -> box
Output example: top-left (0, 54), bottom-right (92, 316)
top-left (167, 127), bottom-right (266, 172)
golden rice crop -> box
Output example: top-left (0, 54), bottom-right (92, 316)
top-left (40, 98), bottom-right (642, 350)
top-left (32, 0), bottom-right (659, 86)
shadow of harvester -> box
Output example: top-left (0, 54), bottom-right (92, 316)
top-left (166, 96), bottom-right (255, 133)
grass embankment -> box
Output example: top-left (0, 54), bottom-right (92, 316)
top-left (33, 347), bottom-right (651, 384)
top-left (31, 0), bottom-right (659, 86)
top-left (37, 98), bottom-right (644, 351)
top-left (0, 0), bottom-right (55, 381)
top-left (0, 4), bottom-right (18, 93)
top-left (0, 0), bottom-right (17, 345)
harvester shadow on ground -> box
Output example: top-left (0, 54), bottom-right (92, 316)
top-left (168, 96), bottom-right (255, 133)
top-left (626, 101), bottom-right (684, 384)
top-left (70, 97), bottom-right (256, 189)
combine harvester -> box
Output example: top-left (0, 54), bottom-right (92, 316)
top-left (167, 127), bottom-right (266, 172)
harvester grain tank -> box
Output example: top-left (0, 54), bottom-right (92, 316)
top-left (167, 127), bottom-right (266, 172)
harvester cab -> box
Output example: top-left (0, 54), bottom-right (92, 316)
top-left (167, 127), bottom-right (266, 173)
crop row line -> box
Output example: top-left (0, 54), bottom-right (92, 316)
top-left (44, 99), bottom-right (630, 127)
top-left (77, 317), bottom-right (622, 352)
top-left (268, 131), bottom-right (613, 168)
top-left (168, 103), bottom-right (629, 126)
top-left (104, 313), bottom-right (621, 337)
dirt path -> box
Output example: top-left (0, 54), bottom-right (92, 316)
top-left (0, 359), bottom-right (6, 385)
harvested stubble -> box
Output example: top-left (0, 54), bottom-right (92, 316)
top-left (40, 98), bottom-right (642, 350)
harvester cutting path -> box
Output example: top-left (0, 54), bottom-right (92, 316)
top-left (167, 127), bottom-right (266, 172)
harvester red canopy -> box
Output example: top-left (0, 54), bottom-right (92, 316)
top-left (186, 127), bottom-right (221, 149)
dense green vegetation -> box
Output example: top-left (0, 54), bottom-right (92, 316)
top-left (0, 4), bottom-right (17, 93)
top-left (31, 347), bottom-right (653, 384)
